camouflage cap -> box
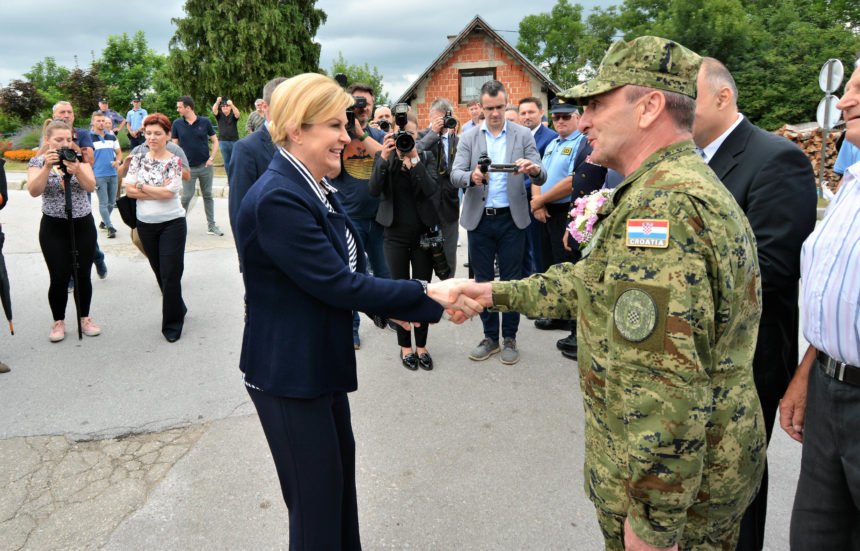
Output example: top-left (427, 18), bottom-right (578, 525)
top-left (560, 36), bottom-right (702, 101)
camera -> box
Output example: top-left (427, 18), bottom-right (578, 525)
top-left (419, 226), bottom-right (451, 280)
top-left (56, 147), bottom-right (82, 164)
top-left (443, 110), bottom-right (458, 130)
top-left (334, 73), bottom-right (367, 134)
top-left (220, 97), bottom-right (230, 104)
top-left (392, 103), bottom-right (415, 154)
top-left (377, 119), bottom-right (391, 133)
top-left (473, 152), bottom-right (492, 187)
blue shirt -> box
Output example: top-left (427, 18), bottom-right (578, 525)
top-left (801, 160), bottom-right (860, 365)
top-left (72, 127), bottom-right (93, 149)
top-left (834, 141), bottom-right (860, 176)
top-left (90, 131), bottom-right (119, 177)
top-left (482, 121), bottom-right (509, 208)
top-left (331, 126), bottom-right (385, 219)
top-left (540, 131), bottom-right (583, 204)
top-left (171, 116), bottom-right (216, 167)
top-left (126, 107), bottom-right (148, 132)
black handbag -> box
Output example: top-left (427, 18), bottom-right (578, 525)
top-left (116, 195), bottom-right (137, 229)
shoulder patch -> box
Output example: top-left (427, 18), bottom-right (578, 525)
top-left (626, 219), bottom-right (669, 248)
top-left (613, 282), bottom-right (668, 352)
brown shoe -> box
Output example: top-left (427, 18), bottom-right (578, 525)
top-left (0, 361), bottom-right (9, 373)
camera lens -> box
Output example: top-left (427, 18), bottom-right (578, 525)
top-left (443, 116), bottom-right (457, 129)
top-left (378, 120), bottom-right (391, 132)
top-left (395, 132), bottom-right (415, 154)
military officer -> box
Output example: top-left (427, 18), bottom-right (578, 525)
top-left (453, 36), bottom-right (765, 551)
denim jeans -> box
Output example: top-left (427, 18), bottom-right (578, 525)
top-left (350, 217), bottom-right (390, 335)
top-left (219, 141), bottom-right (235, 176)
top-left (182, 165), bottom-right (216, 226)
top-left (95, 175), bottom-right (117, 230)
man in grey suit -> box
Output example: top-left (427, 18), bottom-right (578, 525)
top-left (451, 80), bottom-right (546, 365)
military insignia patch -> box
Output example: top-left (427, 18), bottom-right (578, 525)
top-left (561, 146), bottom-right (572, 155)
top-left (613, 288), bottom-right (657, 342)
top-left (626, 219), bottom-right (669, 248)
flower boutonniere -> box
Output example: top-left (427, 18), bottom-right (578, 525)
top-left (567, 189), bottom-right (613, 248)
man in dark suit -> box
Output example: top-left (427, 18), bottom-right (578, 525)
top-left (417, 98), bottom-right (460, 277)
top-left (518, 97), bottom-right (558, 276)
top-left (693, 57), bottom-right (816, 551)
top-left (228, 77), bottom-right (287, 258)
top-left (451, 80), bottom-right (546, 365)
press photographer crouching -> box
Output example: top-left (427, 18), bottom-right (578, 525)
top-left (368, 106), bottom-right (444, 371)
top-left (27, 120), bottom-right (101, 342)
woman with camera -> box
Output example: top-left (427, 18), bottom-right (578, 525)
top-left (235, 74), bottom-right (480, 549)
top-left (27, 120), bottom-right (100, 342)
top-left (123, 113), bottom-right (187, 343)
top-left (369, 111), bottom-right (441, 371)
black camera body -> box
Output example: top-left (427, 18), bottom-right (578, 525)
top-left (56, 147), bottom-right (82, 164)
top-left (419, 226), bottom-right (451, 280)
top-left (377, 119), bottom-right (391, 133)
top-left (443, 110), bottom-right (458, 130)
top-left (392, 103), bottom-right (415, 154)
top-left (220, 97), bottom-right (230, 104)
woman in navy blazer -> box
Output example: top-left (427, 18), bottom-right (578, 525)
top-left (236, 74), bottom-right (480, 550)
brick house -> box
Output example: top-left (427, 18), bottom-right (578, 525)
top-left (396, 15), bottom-right (561, 129)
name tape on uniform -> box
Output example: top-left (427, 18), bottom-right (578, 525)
top-left (626, 219), bottom-right (669, 248)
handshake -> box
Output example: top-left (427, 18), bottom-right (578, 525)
top-left (427, 278), bottom-right (493, 324)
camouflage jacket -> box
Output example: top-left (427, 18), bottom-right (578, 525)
top-left (492, 140), bottom-right (765, 548)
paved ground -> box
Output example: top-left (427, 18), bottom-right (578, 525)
top-left (0, 187), bottom-right (802, 550)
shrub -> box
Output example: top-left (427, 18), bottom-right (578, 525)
top-left (3, 149), bottom-right (37, 162)
top-left (14, 128), bottom-right (40, 150)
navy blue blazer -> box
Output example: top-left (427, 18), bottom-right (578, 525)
top-left (228, 124), bottom-right (277, 248)
top-left (524, 124), bottom-right (558, 189)
top-left (236, 153), bottom-right (444, 398)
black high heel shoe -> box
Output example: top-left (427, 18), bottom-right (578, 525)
top-left (418, 352), bottom-right (433, 371)
top-left (401, 352), bottom-right (418, 371)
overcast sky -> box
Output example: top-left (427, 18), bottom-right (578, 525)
top-left (0, 0), bottom-right (606, 101)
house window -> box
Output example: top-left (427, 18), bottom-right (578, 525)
top-left (459, 68), bottom-right (496, 104)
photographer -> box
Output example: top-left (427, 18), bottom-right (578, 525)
top-left (331, 82), bottom-right (388, 349)
top-left (27, 120), bottom-right (101, 342)
top-left (417, 98), bottom-right (460, 277)
top-left (211, 96), bottom-right (240, 174)
top-left (369, 110), bottom-right (439, 371)
top-left (370, 105), bottom-right (393, 132)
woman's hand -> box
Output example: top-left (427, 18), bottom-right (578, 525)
top-left (43, 149), bottom-right (60, 168)
top-left (380, 133), bottom-right (396, 161)
top-left (62, 158), bottom-right (81, 176)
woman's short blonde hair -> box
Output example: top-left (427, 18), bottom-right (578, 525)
top-left (269, 73), bottom-right (353, 148)
top-left (42, 119), bottom-right (71, 141)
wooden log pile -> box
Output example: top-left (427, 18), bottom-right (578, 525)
top-left (775, 123), bottom-right (843, 192)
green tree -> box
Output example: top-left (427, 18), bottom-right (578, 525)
top-left (146, 54), bottom-right (183, 116)
top-left (327, 52), bottom-right (390, 106)
top-left (99, 31), bottom-right (161, 107)
top-left (24, 57), bottom-right (70, 108)
top-left (0, 80), bottom-right (45, 122)
top-left (59, 62), bottom-right (107, 119)
top-left (168, 0), bottom-right (326, 109)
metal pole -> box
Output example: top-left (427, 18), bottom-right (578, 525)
top-left (820, 62), bottom-right (834, 198)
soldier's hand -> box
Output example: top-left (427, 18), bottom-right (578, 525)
top-left (623, 518), bottom-right (678, 551)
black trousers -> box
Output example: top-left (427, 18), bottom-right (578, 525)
top-left (538, 201), bottom-right (577, 272)
top-left (383, 227), bottom-right (433, 348)
top-left (39, 214), bottom-right (96, 320)
top-left (248, 387), bottom-right (361, 551)
top-left (137, 217), bottom-right (187, 340)
top-left (790, 361), bottom-right (860, 550)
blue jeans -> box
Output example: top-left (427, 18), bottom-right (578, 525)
top-left (220, 141), bottom-right (235, 175)
top-left (182, 165), bottom-right (216, 226)
top-left (95, 176), bottom-right (117, 229)
top-left (350, 217), bottom-right (390, 335)
top-left (468, 211), bottom-right (526, 341)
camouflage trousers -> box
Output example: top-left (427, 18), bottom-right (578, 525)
top-left (595, 508), bottom-right (742, 551)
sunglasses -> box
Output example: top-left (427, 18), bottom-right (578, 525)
top-left (551, 113), bottom-right (574, 121)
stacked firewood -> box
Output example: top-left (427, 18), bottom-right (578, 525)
top-left (775, 124), bottom-right (843, 192)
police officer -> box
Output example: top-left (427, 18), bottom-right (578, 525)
top-left (453, 36), bottom-right (765, 551)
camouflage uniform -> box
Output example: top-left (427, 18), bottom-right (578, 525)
top-left (491, 36), bottom-right (766, 551)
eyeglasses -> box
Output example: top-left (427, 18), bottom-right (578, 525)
top-left (551, 113), bottom-right (574, 121)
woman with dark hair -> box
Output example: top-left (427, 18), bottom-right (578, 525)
top-left (123, 113), bottom-right (187, 342)
top-left (369, 113), bottom-right (441, 371)
top-left (27, 120), bottom-right (100, 342)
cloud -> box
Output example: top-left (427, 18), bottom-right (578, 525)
top-left (1, 0), bottom-right (605, 101)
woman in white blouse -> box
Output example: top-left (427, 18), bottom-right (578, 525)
top-left (123, 113), bottom-right (187, 342)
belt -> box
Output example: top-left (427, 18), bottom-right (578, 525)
top-left (483, 207), bottom-right (510, 216)
top-left (817, 351), bottom-right (860, 387)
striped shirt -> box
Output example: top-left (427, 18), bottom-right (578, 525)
top-left (801, 160), bottom-right (860, 365)
top-left (278, 147), bottom-right (358, 273)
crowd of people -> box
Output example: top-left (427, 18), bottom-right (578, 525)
top-left (2, 31), bottom-right (859, 551)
